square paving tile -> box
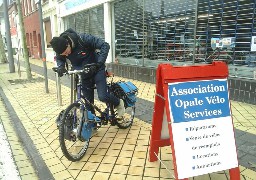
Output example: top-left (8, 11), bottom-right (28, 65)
top-left (82, 162), bottom-right (100, 172)
top-left (88, 155), bottom-right (105, 163)
top-left (92, 172), bottom-right (110, 180)
top-left (101, 155), bottom-right (118, 164)
top-left (127, 166), bottom-right (144, 176)
top-left (116, 157), bottom-right (131, 166)
top-left (109, 173), bottom-right (126, 180)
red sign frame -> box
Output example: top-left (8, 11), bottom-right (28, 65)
top-left (148, 62), bottom-right (240, 180)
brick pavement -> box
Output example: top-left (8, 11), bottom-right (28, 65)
top-left (0, 59), bottom-right (255, 180)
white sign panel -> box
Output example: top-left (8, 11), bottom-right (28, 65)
top-left (168, 79), bottom-right (238, 179)
top-left (251, 36), bottom-right (256, 51)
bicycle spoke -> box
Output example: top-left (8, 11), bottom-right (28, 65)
top-left (59, 103), bottom-right (90, 162)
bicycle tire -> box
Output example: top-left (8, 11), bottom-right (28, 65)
top-left (116, 105), bottom-right (135, 129)
top-left (59, 102), bottom-right (89, 162)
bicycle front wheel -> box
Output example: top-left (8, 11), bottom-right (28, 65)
top-left (116, 105), bottom-right (135, 129)
top-left (59, 102), bottom-right (89, 162)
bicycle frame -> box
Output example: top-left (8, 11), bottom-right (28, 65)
top-left (53, 65), bottom-right (135, 161)
top-left (71, 71), bottom-right (116, 126)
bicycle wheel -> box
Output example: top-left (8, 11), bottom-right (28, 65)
top-left (59, 102), bottom-right (89, 162)
top-left (116, 105), bottom-right (135, 129)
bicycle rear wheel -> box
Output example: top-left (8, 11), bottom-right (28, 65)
top-left (116, 105), bottom-right (135, 129)
top-left (59, 102), bottom-right (89, 162)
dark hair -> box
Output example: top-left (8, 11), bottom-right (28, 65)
top-left (50, 37), bottom-right (69, 54)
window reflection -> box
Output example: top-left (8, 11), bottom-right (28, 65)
top-left (114, 0), bottom-right (256, 79)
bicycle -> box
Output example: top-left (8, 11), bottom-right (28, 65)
top-left (53, 63), bottom-right (138, 162)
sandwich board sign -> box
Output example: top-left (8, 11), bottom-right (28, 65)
top-left (149, 62), bottom-right (240, 180)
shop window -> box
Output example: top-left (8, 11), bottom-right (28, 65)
top-left (113, 0), bottom-right (256, 79)
top-left (26, 33), bottom-right (29, 46)
top-left (44, 19), bottom-right (52, 48)
top-left (114, 0), bottom-right (195, 64)
top-left (63, 5), bottom-right (104, 40)
top-left (33, 31), bottom-right (37, 47)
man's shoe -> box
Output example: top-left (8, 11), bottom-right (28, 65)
top-left (116, 99), bottom-right (125, 117)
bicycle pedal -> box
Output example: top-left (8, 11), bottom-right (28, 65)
top-left (110, 120), bottom-right (117, 126)
top-left (102, 120), bottom-right (108, 125)
top-left (115, 117), bottom-right (123, 122)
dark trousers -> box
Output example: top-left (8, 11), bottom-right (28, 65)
top-left (82, 69), bottom-right (119, 113)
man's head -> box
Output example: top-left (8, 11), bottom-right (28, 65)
top-left (50, 37), bottom-right (71, 56)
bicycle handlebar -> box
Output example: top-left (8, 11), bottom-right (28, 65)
top-left (68, 69), bottom-right (84, 75)
top-left (52, 63), bottom-right (114, 77)
top-left (52, 63), bottom-right (98, 75)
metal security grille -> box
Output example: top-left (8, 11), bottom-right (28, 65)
top-left (114, 0), bottom-right (256, 79)
top-left (114, 0), bottom-right (196, 65)
top-left (75, 11), bottom-right (89, 34)
top-left (196, 0), bottom-right (256, 78)
top-left (89, 8), bottom-right (104, 39)
top-left (114, 0), bottom-right (144, 60)
top-left (63, 5), bottom-right (104, 40)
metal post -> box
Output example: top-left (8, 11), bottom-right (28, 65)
top-left (192, 0), bottom-right (199, 64)
top-left (3, 0), bottom-right (15, 72)
top-left (17, 39), bottom-right (21, 77)
top-left (142, 0), bottom-right (145, 67)
top-left (38, 0), bottom-right (49, 93)
top-left (53, 56), bottom-right (62, 106)
top-left (71, 74), bottom-right (74, 103)
top-left (55, 73), bottom-right (62, 106)
top-left (70, 74), bottom-right (77, 103)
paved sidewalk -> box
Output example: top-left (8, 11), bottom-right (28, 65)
top-left (0, 73), bottom-right (38, 179)
top-left (0, 59), bottom-right (255, 180)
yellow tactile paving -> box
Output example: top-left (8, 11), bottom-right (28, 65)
top-left (0, 89), bottom-right (38, 180)
top-left (0, 59), bottom-right (256, 180)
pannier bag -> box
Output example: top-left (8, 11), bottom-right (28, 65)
top-left (81, 111), bottom-right (100, 141)
top-left (87, 110), bottom-right (101, 122)
top-left (113, 81), bottom-right (138, 107)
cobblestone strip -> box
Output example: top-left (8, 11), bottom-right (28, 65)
top-left (0, 123), bottom-right (20, 179)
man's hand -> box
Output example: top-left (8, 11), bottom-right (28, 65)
top-left (56, 67), bottom-right (67, 77)
top-left (96, 62), bottom-right (103, 67)
top-left (89, 65), bottom-right (98, 73)
top-left (83, 63), bottom-right (103, 74)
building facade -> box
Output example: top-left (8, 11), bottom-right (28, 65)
top-left (42, 0), bottom-right (256, 78)
top-left (42, 0), bottom-right (60, 62)
top-left (8, 2), bottom-right (18, 53)
top-left (40, 0), bottom-right (256, 104)
top-left (22, 0), bottom-right (41, 59)
top-left (0, 2), bottom-right (6, 50)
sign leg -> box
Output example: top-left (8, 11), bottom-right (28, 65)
top-left (148, 145), bottom-right (159, 162)
top-left (229, 167), bottom-right (240, 180)
top-left (149, 94), bottom-right (166, 162)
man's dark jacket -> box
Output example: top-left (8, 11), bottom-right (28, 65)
top-left (55, 28), bottom-right (110, 71)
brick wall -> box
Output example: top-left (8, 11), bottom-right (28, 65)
top-left (229, 78), bottom-right (256, 104)
top-left (23, 11), bottom-right (41, 59)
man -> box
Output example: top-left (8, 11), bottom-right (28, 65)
top-left (50, 28), bottom-right (125, 117)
